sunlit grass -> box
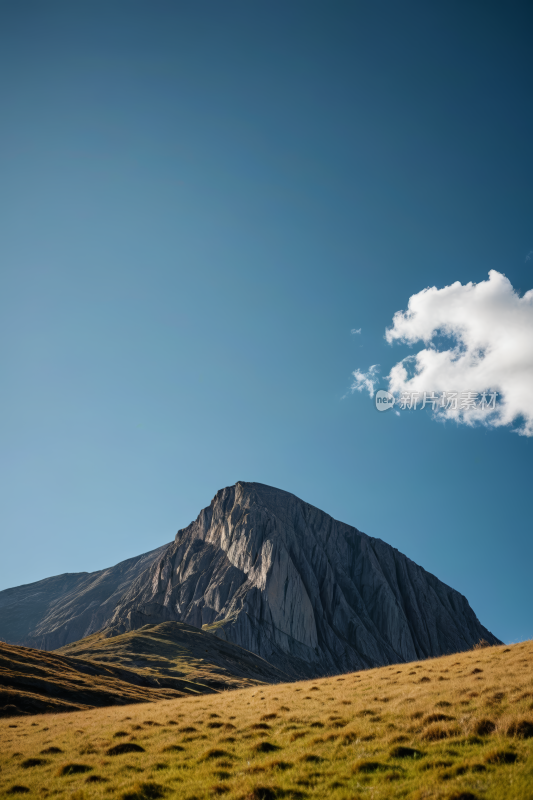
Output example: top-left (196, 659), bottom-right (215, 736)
top-left (1, 640), bottom-right (532, 799)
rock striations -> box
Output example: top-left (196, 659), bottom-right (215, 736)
top-left (0, 482), bottom-right (500, 678)
top-left (107, 482), bottom-right (500, 677)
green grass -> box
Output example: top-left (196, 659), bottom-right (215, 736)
top-left (55, 622), bottom-right (287, 690)
top-left (1, 639), bottom-right (532, 799)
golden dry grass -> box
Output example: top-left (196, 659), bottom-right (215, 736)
top-left (1, 639), bottom-right (532, 800)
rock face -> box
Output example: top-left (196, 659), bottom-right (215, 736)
top-left (0, 545), bottom-right (169, 650)
top-left (0, 482), bottom-right (500, 677)
top-left (106, 482), bottom-right (501, 677)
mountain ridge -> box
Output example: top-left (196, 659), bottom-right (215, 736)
top-left (0, 544), bottom-right (169, 649)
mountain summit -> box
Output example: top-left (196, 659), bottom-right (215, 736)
top-left (0, 482), bottom-right (500, 677)
top-left (107, 481), bottom-right (500, 677)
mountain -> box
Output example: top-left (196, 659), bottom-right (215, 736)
top-left (0, 482), bottom-right (500, 678)
top-left (0, 545), bottom-right (169, 649)
top-left (105, 482), bottom-right (501, 677)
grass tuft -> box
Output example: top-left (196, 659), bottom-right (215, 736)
top-left (506, 718), bottom-right (533, 738)
top-left (421, 724), bottom-right (458, 741)
top-left (56, 762), bottom-right (92, 776)
top-left (121, 781), bottom-right (166, 800)
top-left (352, 760), bottom-right (387, 773)
top-left (389, 746), bottom-right (422, 759)
top-left (20, 758), bottom-right (47, 769)
top-left (424, 713), bottom-right (455, 724)
top-left (241, 788), bottom-right (278, 800)
top-left (200, 749), bottom-right (232, 760)
top-left (471, 717), bottom-right (496, 736)
top-left (253, 741), bottom-right (280, 754)
top-left (266, 760), bottom-right (292, 771)
top-left (299, 753), bottom-right (321, 763)
top-left (107, 742), bottom-right (146, 756)
top-left (484, 749), bottom-right (518, 765)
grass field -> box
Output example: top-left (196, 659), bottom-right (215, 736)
top-left (1, 639), bottom-right (532, 800)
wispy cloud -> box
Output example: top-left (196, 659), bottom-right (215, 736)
top-left (526, 250), bottom-right (533, 263)
top-left (352, 271), bottom-right (533, 436)
top-left (350, 364), bottom-right (380, 398)
top-left (351, 328), bottom-right (361, 334)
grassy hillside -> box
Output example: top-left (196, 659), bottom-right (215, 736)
top-left (1, 639), bottom-right (532, 799)
top-left (0, 642), bottom-right (187, 717)
top-left (55, 622), bottom-right (288, 690)
top-left (0, 623), bottom-right (288, 718)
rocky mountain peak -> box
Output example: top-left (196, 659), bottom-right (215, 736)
top-left (0, 482), bottom-right (500, 678)
top-left (109, 481), bottom-right (500, 677)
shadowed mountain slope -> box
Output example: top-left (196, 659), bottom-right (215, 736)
top-left (0, 545), bottom-right (169, 650)
top-left (107, 482), bottom-right (500, 677)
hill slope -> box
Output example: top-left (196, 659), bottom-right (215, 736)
top-left (0, 622), bottom-right (288, 718)
top-left (0, 641), bottom-right (184, 717)
top-left (55, 621), bottom-right (288, 689)
top-left (1, 639), bottom-right (532, 800)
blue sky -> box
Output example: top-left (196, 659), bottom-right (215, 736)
top-left (1, 1), bottom-right (532, 644)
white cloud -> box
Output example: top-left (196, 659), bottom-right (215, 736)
top-left (526, 250), bottom-right (533, 263)
top-left (351, 328), bottom-right (362, 334)
top-left (350, 364), bottom-right (380, 398)
top-left (353, 271), bottom-right (533, 436)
